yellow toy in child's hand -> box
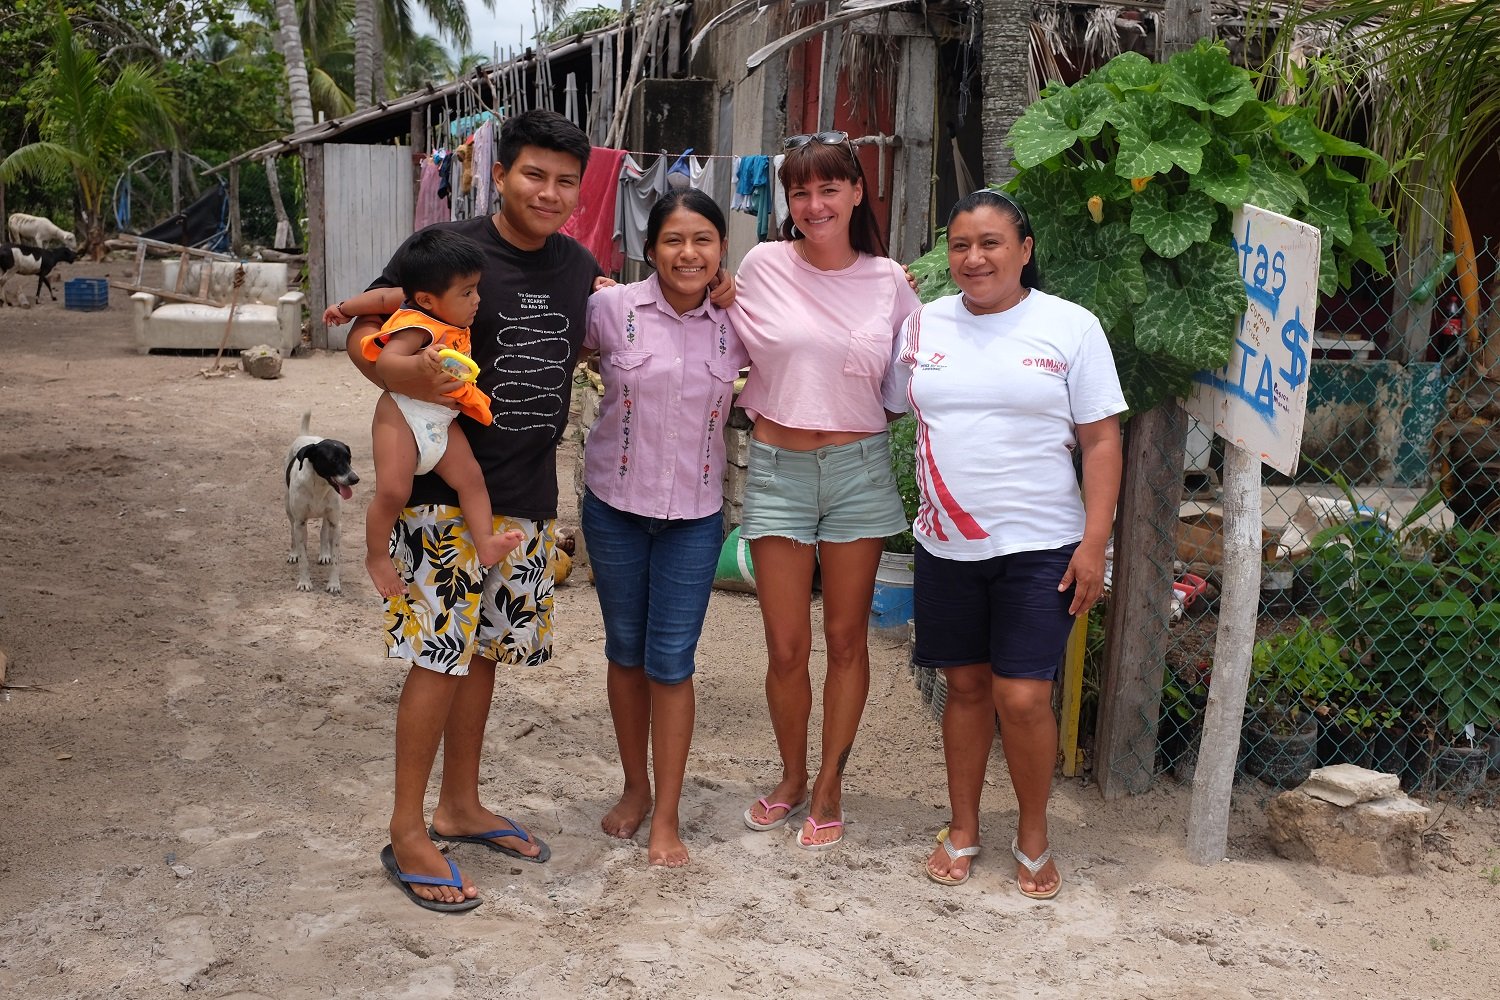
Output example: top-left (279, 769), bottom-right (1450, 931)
top-left (437, 349), bottom-right (480, 382)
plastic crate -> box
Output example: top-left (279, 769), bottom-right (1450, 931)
top-left (64, 277), bottom-right (108, 311)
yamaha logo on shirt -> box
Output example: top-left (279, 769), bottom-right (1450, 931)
top-left (920, 351), bottom-right (948, 371)
top-left (1022, 357), bottom-right (1068, 375)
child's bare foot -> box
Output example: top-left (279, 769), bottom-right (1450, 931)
top-left (601, 789), bottom-right (652, 839)
top-left (366, 553), bottom-right (407, 599)
top-left (476, 529), bottom-right (526, 567)
top-left (647, 817), bottom-right (690, 867)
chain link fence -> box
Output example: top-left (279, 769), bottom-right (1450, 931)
top-left (1077, 240), bottom-right (1500, 803)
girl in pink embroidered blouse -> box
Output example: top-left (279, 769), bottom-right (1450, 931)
top-left (580, 189), bottom-right (748, 867)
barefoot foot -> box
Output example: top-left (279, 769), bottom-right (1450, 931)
top-left (476, 529), bottom-right (527, 567)
top-left (647, 818), bottom-right (690, 867)
top-left (366, 553), bottom-right (407, 599)
top-left (601, 790), bottom-right (652, 840)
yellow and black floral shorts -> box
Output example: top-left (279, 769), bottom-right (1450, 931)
top-left (381, 504), bottom-right (556, 675)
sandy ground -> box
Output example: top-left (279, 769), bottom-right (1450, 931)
top-left (1, 260), bottom-right (1497, 1000)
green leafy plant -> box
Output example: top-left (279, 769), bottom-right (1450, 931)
top-left (1248, 619), bottom-right (1354, 735)
top-left (909, 41), bottom-right (1394, 413)
top-left (883, 415), bottom-right (919, 554)
top-left (1307, 478), bottom-right (1500, 745)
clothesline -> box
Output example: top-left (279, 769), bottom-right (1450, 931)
top-left (614, 134), bottom-right (902, 161)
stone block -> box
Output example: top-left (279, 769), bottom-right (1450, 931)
top-left (239, 344), bottom-right (283, 379)
top-left (724, 462), bottom-right (748, 507)
top-left (1301, 764), bottom-right (1400, 807)
top-left (1265, 789), bottom-right (1428, 875)
top-left (724, 425), bottom-right (751, 468)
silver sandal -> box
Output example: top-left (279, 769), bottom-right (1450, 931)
top-left (1011, 836), bottom-right (1061, 900)
top-left (927, 832), bottom-right (980, 886)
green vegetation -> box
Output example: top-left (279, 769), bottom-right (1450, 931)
top-left (910, 41), bottom-right (1393, 414)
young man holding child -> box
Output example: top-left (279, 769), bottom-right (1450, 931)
top-left (346, 109), bottom-right (599, 910)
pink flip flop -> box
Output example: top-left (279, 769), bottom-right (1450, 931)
top-left (795, 813), bottom-right (845, 852)
top-left (742, 796), bottom-right (808, 832)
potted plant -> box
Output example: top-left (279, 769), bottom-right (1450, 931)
top-left (1240, 622), bottom-right (1340, 788)
top-left (1308, 483), bottom-right (1500, 792)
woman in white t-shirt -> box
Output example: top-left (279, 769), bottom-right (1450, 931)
top-left (730, 131), bottom-right (920, 850)
top-left (898, 189), bottom-right (1125, 897)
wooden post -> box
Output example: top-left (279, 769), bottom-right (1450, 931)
top-left (227, 162), bottom-right (242, 254)
top-left (816, 6), bottom-right (842, 132)
top-left (410, 108), bottom-right (425, 222)
top-left (1186, 444), bottom-right (1260, 863)
top-left (890, 32), bottom-right (936, 263)
top-left (171, 146), bottom-right (182, 215)
top-left (304, 144), bottom-right (327, 351)
top-left (1059, 614), bottom-right (1088, 777)
top-left (1095, 401), bottom-right (1187, 799)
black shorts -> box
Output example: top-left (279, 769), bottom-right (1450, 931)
top-left (911, 542), bottom-right (1078, 680)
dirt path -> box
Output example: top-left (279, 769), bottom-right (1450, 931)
top-left (0, 261), bottom-right (1495, 999)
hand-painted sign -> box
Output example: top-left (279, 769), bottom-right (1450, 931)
top-left (1185, 205), bottom-right (1322, 476)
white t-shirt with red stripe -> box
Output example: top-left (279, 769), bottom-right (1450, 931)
top-left (892, 289), bottom-right (1127, 561)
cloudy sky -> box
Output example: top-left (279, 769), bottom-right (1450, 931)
top-left (415, 1), bottom-right (621, 59)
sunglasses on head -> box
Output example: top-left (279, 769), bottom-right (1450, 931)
top-left (783, 130), bottom-right (850, 150)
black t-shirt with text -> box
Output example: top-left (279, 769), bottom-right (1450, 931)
top-left (368, 216), bottom-right (600, 520)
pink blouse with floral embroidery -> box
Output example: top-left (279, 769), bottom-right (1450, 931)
top-left (583, 274), bottom-right (750, 520)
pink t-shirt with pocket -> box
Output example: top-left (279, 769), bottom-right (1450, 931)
top-left (731, 240), bottom-right (920, 432)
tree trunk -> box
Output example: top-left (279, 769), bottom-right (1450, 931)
top-left (353, 0), bottom-right (377, 108)
top-left (274, 0), bottom-right (315, 132)
top-left (978, 0), bottom-right (1032, 186)
top-left (264, 155), bottom-right (294, 250)
top-left (1094, 2), bottom-right (1208, 800)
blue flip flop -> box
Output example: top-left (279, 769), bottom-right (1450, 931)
top-left (379, 843), bottom-right (481, 913)
top-left (428, 818), bottom-right (552, 863)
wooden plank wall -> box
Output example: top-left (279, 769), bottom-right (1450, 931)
top-left (321, 144), bottom-right (415, 350)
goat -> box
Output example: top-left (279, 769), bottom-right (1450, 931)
top-left (0, 244), bottom-right (78, 306)
top-left (7, 213), bottom-right (78, 252)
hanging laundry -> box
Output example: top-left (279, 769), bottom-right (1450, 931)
top-left (561, 145), bottom-right (628, 273)
top-left (414, 155), bottom-right (447, 230)
top-left (615, 153), bottom-right (670, 262)
top-left (734, 155), bottom-right (768, 214)
top-left (472, 120), bottom-right (496, 217)
top-left (772, 153), bottom-right (788, 234)
top-left (436, 148), bottom-right (453, 201)
top-left (688, 155), bottom-right (716, 196)
top-left (666, 148), bottom-right (694, 191)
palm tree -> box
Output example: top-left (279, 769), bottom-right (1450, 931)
top-left (393, 34), bottom-right (458, 94)
top-left (274, 0), bottom-right (316, 131)
top-left (978, 0), bottom-right (1032, 185)
top-left (350, 0), bottom-right (496, 107)
top-left (353, 0), bottom-right (380, 107)
top-left (1267, 0), bottom-right (1500, 363)
top-left (0, 13), bottom-right (175, 257)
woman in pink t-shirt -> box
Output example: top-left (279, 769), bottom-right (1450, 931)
top-left (731, 132), bottom-right (920, 850)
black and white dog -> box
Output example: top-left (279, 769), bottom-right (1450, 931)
top-left (285, 411), bottom-right (359, 594)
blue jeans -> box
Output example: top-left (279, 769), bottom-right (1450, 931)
top-left (580, 488), bottom-right (723, 684)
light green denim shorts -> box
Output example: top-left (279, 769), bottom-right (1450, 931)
top-left (740, 431), bottom-right (909, 545)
